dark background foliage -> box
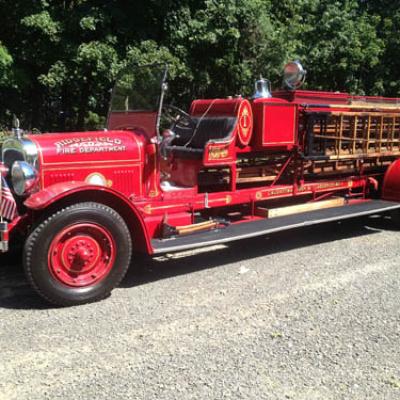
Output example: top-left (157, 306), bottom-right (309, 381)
top-left (0, 0), bottom-right (397, 132)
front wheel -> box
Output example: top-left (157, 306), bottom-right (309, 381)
top-left (24, 202), bottom-right (132, 306)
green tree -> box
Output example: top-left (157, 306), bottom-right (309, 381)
top-left (0, 0), bottom-right (397, 131)
top-left (360, 0), bottom-right (400, 96)
top-left (165, 0), bottom-right (284, 100)
top-left (271, 0), bottom-right (383, 94)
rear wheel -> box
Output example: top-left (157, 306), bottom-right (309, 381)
top-left (24, 202), bottom-right (132, 306)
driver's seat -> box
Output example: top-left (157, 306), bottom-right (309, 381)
top-left (165, 116), bottom-right (238, 159)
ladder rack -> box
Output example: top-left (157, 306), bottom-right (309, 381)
top-left (305, 111), bottom-right (400, 160)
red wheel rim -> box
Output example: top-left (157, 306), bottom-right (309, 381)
top-left (48, 223), bottom-right (116, 288)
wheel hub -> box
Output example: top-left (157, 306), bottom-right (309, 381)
top-left (61, 236), bottom-right (100, 273)
top-left (48, 223), bottom-right (116, 287)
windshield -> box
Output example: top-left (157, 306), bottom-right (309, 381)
top-left (109, 64), bottom-right (167, 113)
top-left (107, 64), bottom-right (168, 136)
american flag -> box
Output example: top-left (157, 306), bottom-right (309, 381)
top-left (1, 177), bottom-right (18, 221)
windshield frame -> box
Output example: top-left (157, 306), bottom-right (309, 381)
top-left (107, 63), bottom-right (169, 140)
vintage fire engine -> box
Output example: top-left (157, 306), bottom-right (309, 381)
top-left (2, 62), bottom-right (400, 306)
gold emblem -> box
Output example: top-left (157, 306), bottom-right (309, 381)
top-left (240, 106), bottom-right (251, 139)
top-left (209, 147), bottom-right (229, 160)
top-left (144, 205), bottom-right (152, 214)
top-left (148, 190), bottom-right (159, 198)
top-left (238, 101), bottom-right (253, 146)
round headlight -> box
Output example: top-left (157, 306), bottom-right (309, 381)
top-left (283, 60), bottom-right (306, 90)
top-left (11, 161), bottom-right (39, 196)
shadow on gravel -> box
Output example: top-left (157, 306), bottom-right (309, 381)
top-left (0, 214), bottom-right (397, 310)
top-left (122, 214), bottom-right (395, 287)
top-left (0, 254), bottom-right (51, 309)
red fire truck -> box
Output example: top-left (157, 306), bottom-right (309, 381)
top-left (2, 62), bottom-right (400, 306)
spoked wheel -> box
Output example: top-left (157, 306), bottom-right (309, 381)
top-left (24, 202), bottom-right (132, 306)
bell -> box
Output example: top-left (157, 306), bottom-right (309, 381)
top-left (252, 78), bottom-right (272, 99)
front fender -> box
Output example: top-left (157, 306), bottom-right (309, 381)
top-left (25, 181), bottom-right (107, 210)
top-left (24, 181), bottom-right (153, 254)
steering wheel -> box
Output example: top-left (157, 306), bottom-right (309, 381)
top-left (162, 103), bottom-right (197, 132)
top-left (160, 104), bottom-right (198, 159)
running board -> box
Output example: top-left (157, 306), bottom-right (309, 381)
top-left (151, 200), bottom-right (400, 254)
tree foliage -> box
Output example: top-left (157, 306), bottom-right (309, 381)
top-left (0, 0), bottom-right (397, 131)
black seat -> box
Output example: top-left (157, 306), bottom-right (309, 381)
top-left (166, 116), bottom-right (237, 159)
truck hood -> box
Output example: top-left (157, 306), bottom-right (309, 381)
top-left (27, 130), bottom-right (146, 166)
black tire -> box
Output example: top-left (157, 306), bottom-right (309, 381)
top-left (23, 202), bottom-right (132, 306)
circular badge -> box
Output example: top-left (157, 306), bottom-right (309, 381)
top-left (237, 99), bottom-right (253, 146)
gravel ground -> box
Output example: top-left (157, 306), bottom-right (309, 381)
top-left (0, 215), bottom-right (399, 400)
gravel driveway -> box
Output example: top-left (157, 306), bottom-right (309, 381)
top-left (0, 215), bottom-right (399, 400)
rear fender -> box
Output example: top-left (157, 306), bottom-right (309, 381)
top-left (24, 181), bottom-right (152, 254)
top-left (382, 159), bottom-right (400, 202)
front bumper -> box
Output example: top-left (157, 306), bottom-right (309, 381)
top-left (0, 221), bottom-right (9, 252)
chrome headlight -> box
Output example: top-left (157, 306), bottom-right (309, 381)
top-left (11, 161), bottom-right (39, 196)
top-left (2, 138), bottom-right (39, 168)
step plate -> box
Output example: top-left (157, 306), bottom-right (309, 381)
top-left (151, 200), bottom-right (400, 254)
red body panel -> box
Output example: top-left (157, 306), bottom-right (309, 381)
top-left (274, 89), bottom-right (350, 105)
top-left (190, 97), bottom-right (254, 165)
top-left (252, 98), bottom-right (297, 150)
top-left (29, 131), bottom-right (146, 198)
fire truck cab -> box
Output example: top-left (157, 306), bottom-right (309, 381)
top-left (2, 62), bottom-right (400, 306)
